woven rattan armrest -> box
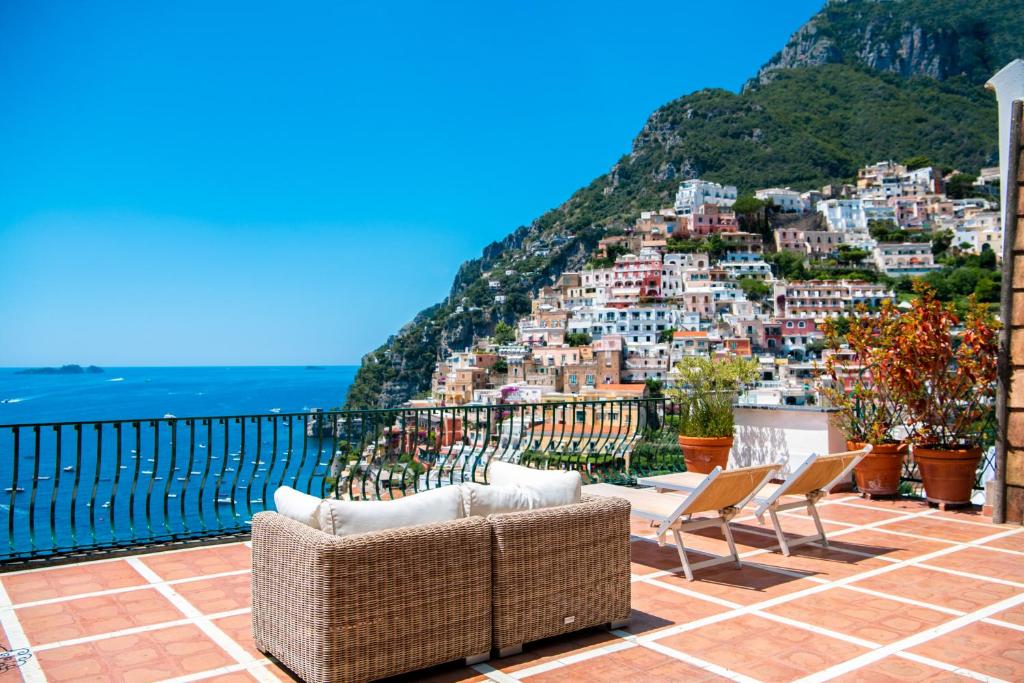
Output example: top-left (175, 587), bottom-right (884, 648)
top-left (487, 494), bottom-right (631, 652)
top-left (251, 511), bottom-right (492, 682)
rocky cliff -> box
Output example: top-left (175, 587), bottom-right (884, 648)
top-left (752, 0), bottom-right (1024, 87)
top-left (344, 0), bottom-right (1021, 410)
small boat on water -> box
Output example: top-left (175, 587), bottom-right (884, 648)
top-left (4, 488), bottom-right (24, 493)
top-left (63, 466), bottom-right (74, 472)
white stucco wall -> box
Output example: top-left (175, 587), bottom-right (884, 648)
top-left (730, 406), bottom-right (846, 476)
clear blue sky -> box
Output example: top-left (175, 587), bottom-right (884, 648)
top-left (0, 1), bottom-right (822, 366)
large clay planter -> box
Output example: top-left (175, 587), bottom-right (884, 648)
top-left (913, 444), bottom-right (982, 508)
top-left (847, 440), bottom-right (907, 498)
top-left (678, 435), bottom-right (732, 474)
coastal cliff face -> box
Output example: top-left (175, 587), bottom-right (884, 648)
top-left (752, 0), bottom-right (1024, 87)
top-left (344, 0), bottom-right (1021, 410)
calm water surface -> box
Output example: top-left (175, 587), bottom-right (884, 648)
top-left (0, 366), bottom-right (357, 424)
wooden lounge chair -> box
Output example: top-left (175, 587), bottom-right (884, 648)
top-left (640, 446), bottom-right (871, 556)
top-left (585, 463), bottom-right (778, 580)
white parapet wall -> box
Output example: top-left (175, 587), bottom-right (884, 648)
top-left (730, 405), bottom-right (846, 477)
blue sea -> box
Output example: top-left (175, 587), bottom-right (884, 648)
top-left (0, 366), bottom-right (357, 425)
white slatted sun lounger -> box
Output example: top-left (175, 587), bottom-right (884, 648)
top-left (639, 446), bottom-right (871, 556)
top-left (585, 463), bottom-right (778, 581)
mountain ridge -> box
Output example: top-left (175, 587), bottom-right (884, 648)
top-left (344, 0), bottom-right (1021, 410)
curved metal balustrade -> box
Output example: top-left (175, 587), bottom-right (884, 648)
top-left (0, 398), bottom-right (683, 564)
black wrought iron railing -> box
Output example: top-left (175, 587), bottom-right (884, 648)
top-left (0, 398), bottom-right (681, 563)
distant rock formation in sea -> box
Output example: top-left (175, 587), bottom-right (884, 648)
top-left (15, 364), bottom-right (104, 375)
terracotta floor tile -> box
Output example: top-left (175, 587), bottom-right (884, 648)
top-left (751, 543), bottom-right (891, 581)
top-left (625, 581), bottom-right (730, 635)
top-left (908, 620), bottom-right (1024, 680)
top-left (488, 626), bottom-right (620, 674)
top-left (630, 538), bottom-right (683, 574)
top-left (796, 501), bottom-right (908, 525)
top-left (832, 655), bottom-right (975, 682)
top-left (201, 672), bottom-right (262, 683)
top-left (17, 587), bottom-right (182, 645)
top-left (921, 546), bottom-right (1024, 584)
top-left (659, 561), bottom-right (818, 606)
top-left (980, 529), bottom-right (1024, 553)
top-left (212, 612), bottom-right (259, 658)
top-left (991, 601), bottom-right (1024, 627)
top-left (35, 624), bottom-right (234, 682)
top-left (764, 586), bottom-right (952, 644)
top-left (658, 613), bottom-right (868, 680)
top-left (527, 646), bottom-right (722, 683)
top-left (853, 565), bottom-right (1018, 612)
top-left (824, 528), bottom-right (949, 561)
top-left (174, 572), bottom-right (251, 614)
top-left (381, 659), bottom-right (489, 682)
top-left (0, 621), bottom-right (25, 681)
top-left (844, 498), bottom-right (935, 514)
top-left (1, 559), bottom-right (147, 604)
top-left (139, 543), bottom-right (251, 581)
top-left (749, 513), bottom-right (847, 544)
top-left (881, 517), bottom-right (999, 543)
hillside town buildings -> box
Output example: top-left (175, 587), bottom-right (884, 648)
top-left (427, 160), bottom-right (1002, 408)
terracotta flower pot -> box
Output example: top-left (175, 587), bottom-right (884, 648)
top-left (913, 444), bottom-right (982, 508)
top-left (847, 440), bottom-right (906, 498)
top-left (678, 435), bottom-right (732, 474)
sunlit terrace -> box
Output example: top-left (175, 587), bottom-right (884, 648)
top-left (0, 398), bottom-right (1020, 682)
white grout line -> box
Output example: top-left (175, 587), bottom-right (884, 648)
top-left (0, 541), bottom-right (250, 577)
top-left (642, 639), bottom-right (761, 683)
top-left (838, 584), bottom-right (966, 616)
top-left (983, 616), bottom-right (1024, 633)
top-left (893, 651), bottom-right (1010, 683)
top-left (793, 590), bottom-right (1024, 682)
top-left (155, 658), bottom-right (275, 683)
top-left (914, 561), bottom-right (1024, 588)
top-left (472, 661), bottom-right (525, 682)
top-left (0, 581), bottom-right (46, 683)
top-left (31, 607), bottom-right (251, 652)
top-left (750, 609), bottom-right (880, 649)
top-left (4, 568), bottom-right (251, 610)
top-left (126, 558), bottom-right (278, 683)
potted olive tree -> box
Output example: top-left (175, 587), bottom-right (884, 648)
top-left (822, 305), bottom-right (908, 497)
top-left (885, 286), bottom-right (998, 508)
top-left (670, 355), bottom-right (760, 473)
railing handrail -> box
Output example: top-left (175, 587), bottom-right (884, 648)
top-left (0, 396), bottom-right (670, 430)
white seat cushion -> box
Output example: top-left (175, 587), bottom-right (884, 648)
top-left (318, 485), bottom-right (465, 537)
top-left (486, 461), bottom-right (582, 508)
top-left (461, 482), bottom-right (572, 517)
top-left (273, 486), bottom-right (323, 530)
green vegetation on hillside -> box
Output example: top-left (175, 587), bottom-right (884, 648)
top-left (346, 0), bottom-right (1018, 409)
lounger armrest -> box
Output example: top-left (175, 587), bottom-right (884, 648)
top-left (251, 511), bottom-right (491, 682)
top-left (488, 494), bottom-right (632, 649)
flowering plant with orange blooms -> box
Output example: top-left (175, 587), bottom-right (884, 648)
top-left (822, 301), bottom-right (907, 445)
top-left (880, 283), bottom-right (998, 449)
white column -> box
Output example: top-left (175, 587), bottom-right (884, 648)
top-left (986, 60), bottom-right (1024, 243)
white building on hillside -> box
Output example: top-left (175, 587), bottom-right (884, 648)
top-left (755, 187), bottom-right (806, 212)
top-left (818, 199), bottom-right (867, 232)
top-left (872, 243), bottom-right (942, 276)
top-left (674, 179), bottom-right (737, 215)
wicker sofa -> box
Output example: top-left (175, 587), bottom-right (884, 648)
top-left (251, 492), bottom-right (631, 682)
top-left (488, 494), bottom-right (632, 656)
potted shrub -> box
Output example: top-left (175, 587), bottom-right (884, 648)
top-left (822, 305), bottom-right (908, 497)
top-left (670, 355), bottom-right (760, 473)
top-left (884, 286), bottom-right (998, 508)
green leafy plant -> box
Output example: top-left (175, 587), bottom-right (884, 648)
top-left (882, 283), bottom-right (998, 449)
top-left (822, 305), bottom-right (906, 445)
top-left (670, 356), bottom-right (760, 438)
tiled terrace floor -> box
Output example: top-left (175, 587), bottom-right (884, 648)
top-left (1, 495), bottom-right (1023, 682)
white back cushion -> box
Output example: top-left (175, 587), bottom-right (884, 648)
top-left (486, 461), bottom-right (582, 508)
top-left (461, 482), bottom-right (563, 517)
top-left (273, 486), bottom-right (323, 530)
top-left (318, 485), bottom-right (464, 537)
